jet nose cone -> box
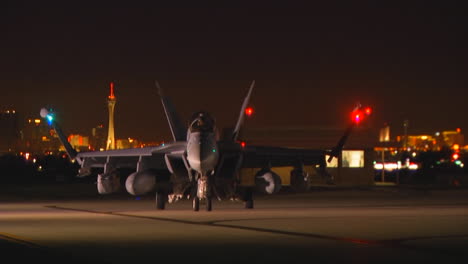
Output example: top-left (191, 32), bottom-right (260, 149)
top-left (187, 136), bottom-right (219, 174)
top-left (188, 149), bottom-right (218, 172)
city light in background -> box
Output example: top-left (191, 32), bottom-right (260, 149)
top-left (0, 3), bottom-right (467, 188)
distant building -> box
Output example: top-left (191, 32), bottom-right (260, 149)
top-left (399, 134), bottom-right (436, 151)
top-left (22, 117), bottom-right (61, 154)
top-left (396, 129), bottom-right (464, 151)
top-left (116, 138), bottom-right (140, 149)
top-left (90, 124), bottom-right (106, 151)
top-left (0, 110), bottom-right (19, 153)
top-left (379, 124), bottom-right (390, 142)
top-left (441, 129), bottom-right (464, 148)
top-left (67, 134), bottom-right (90, 152)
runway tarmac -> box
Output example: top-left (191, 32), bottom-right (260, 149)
top-left (1, 184), bottom-right (468, 264)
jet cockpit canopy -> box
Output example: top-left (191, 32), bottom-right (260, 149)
top-left (189, 112), bottom-right (216, 133)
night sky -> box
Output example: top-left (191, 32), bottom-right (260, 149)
top-left (1, 2), bottom-right (467, 142)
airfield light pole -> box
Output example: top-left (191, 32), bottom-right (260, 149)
top-left (403, 119), bottom-right (409, 150)
top-left (381, 149), bottom-right (385, 182)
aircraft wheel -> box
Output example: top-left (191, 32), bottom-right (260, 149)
top-left (206, 196), bottom-right (212, 211)
top-left (155, 192), bottom-right (166, 210)
top-left (245, 199), bottom-right (254, 209)
top-left (244, 188), bottom-right (254, 209)
top-left (193, 197), bottom-right (200, 211)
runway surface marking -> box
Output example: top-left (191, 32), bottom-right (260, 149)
top-left (0, 232), bottom-right (43, 248)
top-left (44, 204), bottom-right (468, 257)
top-left (44, 205), bottom-right (379, 244)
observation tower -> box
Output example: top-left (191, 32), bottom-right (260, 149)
top-left (106, 82), bottom-right (116, 150)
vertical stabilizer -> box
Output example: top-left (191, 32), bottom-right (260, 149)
top-left (327, 103), bottom-right (371, 162)
top-left (39, 108), bottom-right (80, 164)
top-left (231, 80), bottom-right (255, 141)
top-left (155, 81), bottom-right (187, 141)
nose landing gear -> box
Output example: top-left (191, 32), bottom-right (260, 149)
top-left (192, 174), bottom-right (212, 211)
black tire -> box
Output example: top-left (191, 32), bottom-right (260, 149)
top-left (155, 192), bottom-right (166, 210)
top-left (206, 196), bottom-right (212, 211)
top-left (245, 199), bottom-right (254, 209)
top-left (193, 197), bottom-right (200, 211)
top-left (244, 188), bottom-right (254, 209)
top-left (290, 170), bottom-right (308, 192)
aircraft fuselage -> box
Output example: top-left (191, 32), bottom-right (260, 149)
top-left (186, 131), bottom-right (219, 176)
top-left (186, 111), bottom-right (219, 177)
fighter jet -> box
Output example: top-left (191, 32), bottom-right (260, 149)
top-left (40, 81), bottom-right (370, 211)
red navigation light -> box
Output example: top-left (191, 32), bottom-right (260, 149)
top-left (245, 107), bottom-right (254, 117)
top-left (351, 106), bottom-right (372, 124)
top-left (351, 109), bottom-right (362, 124)
top-left (354, 113), bottom-right (361, 124)
top-left (364, 107), bottom-right (372, 116)
top-left (108, 82), bottom-right (115, 99)
top-left (240, 141), bottom-right (246, 148)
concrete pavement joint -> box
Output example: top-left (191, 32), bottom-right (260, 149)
top-left (45, 204), bottom-right (468, 258)
top-left (43, 205), bottom-right (390, 247)
top-left (0, 232), bottom-right (42, 248)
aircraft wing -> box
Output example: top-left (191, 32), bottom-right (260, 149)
top-left (237, 103), bottom-right (372, 169)
top-left (240, 145), bottom-right (326, 168)
top-left (75, 142), bottom-right (187, 171)
top-left (77, 142), bottom-right (186, 158)
top-left (40, 107), bottom-right (187, 173)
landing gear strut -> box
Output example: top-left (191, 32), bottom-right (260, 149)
top-left (192, 174), bottom-right (213, 211)
top-left (193, 196), bottom-right (200, 211)
top-left (206, 195), bottom-right (212, 211)
top-left (243, 187), bottom-right (254, 209)
top-left (155, 191), bottom-right (166, 210)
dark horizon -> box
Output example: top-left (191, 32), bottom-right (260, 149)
top-left (1, 2), bottom-right (467, 142)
